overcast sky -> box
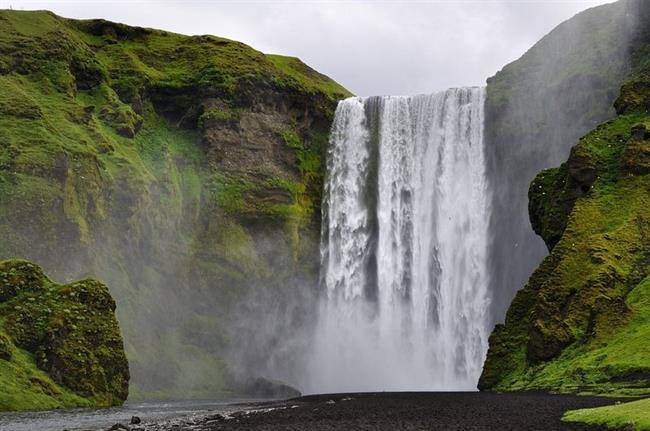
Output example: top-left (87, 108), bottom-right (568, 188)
top-left (1, 0), bottom-right (614, 96)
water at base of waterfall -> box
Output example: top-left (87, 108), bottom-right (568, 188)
top-left (0, 399), bottom-right (255, 431)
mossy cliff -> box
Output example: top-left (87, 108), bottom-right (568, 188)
top-left (479, 35), bottom-right (650, 396)
top-left (484, 0), bottom-right (648, 322)
top-left (0, 9), bottom-right (351, 399)
top-left (0, 259), bottom-right (129, 411)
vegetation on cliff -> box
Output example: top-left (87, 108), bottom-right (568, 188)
top-left (479, 37), bottom-right (650, 397)
top-left (483, 0), bottom-right (647, 323)
top-left (0, 259), bottom-right (129, 411)
top-left (0, 9), bottom-right (350, 399)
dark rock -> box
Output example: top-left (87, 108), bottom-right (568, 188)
top-left (236, 376), bottom-right (301, 399)
top-left (622, 125), bottom-right (650, 176)
top-left (527, 317), bottom-right (574, 362)
top-left (567, 147), bottom-right (597, 191)
top-left (130, 416), bottom-right (141, 424)
top-left (70, 57), bottom-right (104, 91)
top-left (81, 105), bottom-right (95, 124)
top-left (614, 79), bottom-right (650, 115)
top-left (78, 19), bottom-right (152, 41)
top-left (108, 424), bottom-right (129, 431)
top-left (631, 123), bottom-right (647, 140)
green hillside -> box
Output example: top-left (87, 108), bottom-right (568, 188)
top-left (0, 9), bottom-right (350, 400)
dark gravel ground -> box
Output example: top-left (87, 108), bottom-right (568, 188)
top-left (173, 392), bottom-right (623, 431)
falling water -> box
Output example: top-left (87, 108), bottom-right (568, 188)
top-left (308, 88), bottom-right (491, 393)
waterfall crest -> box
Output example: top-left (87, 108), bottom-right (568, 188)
top-left (309, 88), bottom-right (491, 392)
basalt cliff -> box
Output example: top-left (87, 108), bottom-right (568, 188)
top-left (480, 2), bottom-right (650, 395)
top-left (0, 9), bottom-right (350, 400)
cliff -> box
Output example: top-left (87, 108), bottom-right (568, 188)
top-left (0, 9), bottom-right (351, 398)
top-left (484, 0), bottom-right (648, 323)
top-left (0, 259), bottom-right (129, 411)
top-left (479, 34), bottom-right (650, 395)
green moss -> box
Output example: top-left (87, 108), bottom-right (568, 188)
top-left (0, 9), bottom-right (344, 401)
top-left (480, 46), bottom-right (650, 395)
top-left (0, 344), bottom-right (92, 411)
top-left (0, 260), bottom-right (129, 411)
top-left (98, 92), bottom-right (143, 138)
top-left (208, 173), bottom-right (257, 216)
top-left (267, 54), bottom-right (352, 101)
top-left (563, 398), bottom-right (650, 430)
top-left (198, 107), bottom-right (239, 128)
top-left (281, 129), bottom-right (302, 150)
top-left (271, 128), bottom-right (326, 225)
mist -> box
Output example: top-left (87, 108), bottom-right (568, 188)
top-left (484, 0), bottom-right (645, 324)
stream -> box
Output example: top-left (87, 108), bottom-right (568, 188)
top-left (0, 399), bottom-right (259, 431)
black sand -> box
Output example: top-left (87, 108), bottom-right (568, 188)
top-left (183, 392), bottom-right (623, 431)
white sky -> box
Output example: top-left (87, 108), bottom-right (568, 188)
top-left (1, 0), bottom-right (614, 96)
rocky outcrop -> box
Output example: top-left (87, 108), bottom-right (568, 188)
top-left (479, 37), bottom-right (650, 395)
top-left (0, 259), bottom-right (129, 410)
top-left (483, 0), bottom-right (649, 322)
top-left (0, 10), bottom-right (350, 400)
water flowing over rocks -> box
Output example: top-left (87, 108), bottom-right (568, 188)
top-left (310, 88), bottom-right (491, 392)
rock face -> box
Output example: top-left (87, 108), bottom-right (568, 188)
top-left (0, 10), bottom-right (351, 398)
top-left (483, 0), bottom-right (649, 323)
top-left (479, 32), bottom-right (650, 395)
top-left (0, 259), bottom-right (129, 410)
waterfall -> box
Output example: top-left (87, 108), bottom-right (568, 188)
top-left (308, 87), bottom-right (491, 393)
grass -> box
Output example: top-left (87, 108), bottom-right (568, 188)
top-left (0, 343), bottom-right (92, 411)
top-left (483, 126), bottom-right (650, 394)
top-left (267, 54), bottom-right (352, 101)
top-left (563, 398), bottom-right (650, 430)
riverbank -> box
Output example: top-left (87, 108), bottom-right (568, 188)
top-left (1, 392), bottom-right (644, 430)
top-left (137, 392), bottom-right (629, 431)
top-left (0, 399), bottom-right (254, 431)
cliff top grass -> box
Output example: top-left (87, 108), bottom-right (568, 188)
top-left (0, 9), bottom-right (351, 101)
top-left (563, 398), bottom-right (650, 430)
top-left (266, 54), bottom-right (352, 101)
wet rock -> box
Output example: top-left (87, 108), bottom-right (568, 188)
top-left (631, 123), bottom-right (648, 140)
top-left (108, 424), bottom-right (129, 431)
top-left (130, 416), bottom-right (142, 424)
top-left (527, 316), bottom-right (574, 362)
top-left (235, 376), bottom-right (301, 399)
top-left (622, 125), bottom-right (650, 176)
top-left (567, 147), bottom-right (597, 191)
